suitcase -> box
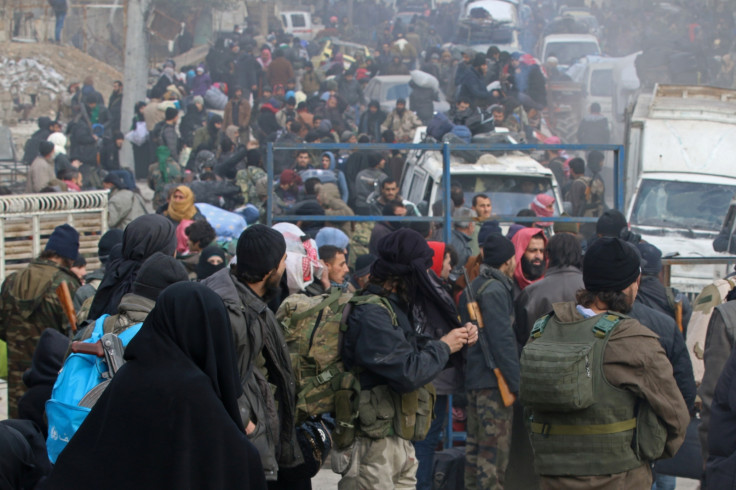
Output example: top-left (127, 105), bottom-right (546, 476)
top-left (432, 447), bottom-right (465, 490)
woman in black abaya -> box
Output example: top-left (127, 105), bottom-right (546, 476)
top-left (39, 282), bottom-right (266, 490)
top-left (87, 214), bottom-right (176, 318)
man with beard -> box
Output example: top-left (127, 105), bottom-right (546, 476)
top-left (520, 237), bottom-right (689, 488)
top-left (202, 225), bottom-right (303, 485)
top-left (510, 227), bottom-right (547, 298)
top-left (380, 98), bottom-right (422, 142)
top-left (338, 228), bottom-right (476, 489)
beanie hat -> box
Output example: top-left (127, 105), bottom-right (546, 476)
top-left (279, 169), bottom-right (300, 186)
top-left (482, 234), bottom-right (515, 268)
top-left (472, 53), bottom-right (487, 68)
top-left (340, 130), bottom-right (354, 143)
top-left (477, 220), bottom-right (503, 246)
top-left (103, 172), bottom-right (124, 189)
top-left (315, 227), bottom-right (350, 250)
top-left (98, 229), bottom-right (124, 264)
top-left (165, 107), bottom-right (178, 120)
top-left (39, 140), bottom-right (55, 157)
top-left (192, 95), bottom-right (204, 106)
top-left (637, 242), bottom-right (662, 276)
top-left (131, 252), bottom-right (189, 301)
top-left (583, 237), bottom-right (641, 293)
top-left (596, 209), bottom-right (628, 237)
top-left (45, 224), bottom-right (79, 261)
top-left (553, 213), bottom-right (579, 234)
top-left (355, 253), bottom-right (377, 278)
top-left (236, 225), bottom-right (286, 280)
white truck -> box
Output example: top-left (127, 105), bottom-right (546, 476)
top-left (625, 84), bottom-right (736, 293)
top-left (401, 128), bottom-right (564, 219)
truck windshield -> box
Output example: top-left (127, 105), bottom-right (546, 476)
top-left (630, 179), bottom-right (736, 231)
top-left (546, 41), bottom-right (599, 66)
top-left (452, 174), bottom-right (556, 216)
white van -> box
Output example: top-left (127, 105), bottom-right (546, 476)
top-left (625, 84), bottom-right (736, 293)
top-left (540, 33), bottom-right (600, 70)
top-left (280, 11), bottom-right (319, 41)
top-left (401, 128), bottom-right (564, 218)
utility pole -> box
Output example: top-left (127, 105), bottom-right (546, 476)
top-left (120, 0), bottom-right (151, 173)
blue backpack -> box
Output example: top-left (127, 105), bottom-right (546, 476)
top-left (45, 315), bottom-right (142, 463)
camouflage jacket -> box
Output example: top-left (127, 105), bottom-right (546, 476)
top-left (235, 166), bottom-right (267, 207)
top-left (0, 259), bottom-right (79, 415)
top-left (148, 158), bottom-right (183, 209)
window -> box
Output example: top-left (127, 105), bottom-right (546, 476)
top-left (546, 41), bottom-right (600, 66)
top-left (291, 14), bottom-right (306, 28)
top-left (630, 179), bottom-right (736, 231)
top-left (452, 175), bottom-right (555, 216)
top-left (590, 69), bottom-right (613, 97)
top-left (386, 83), bottom-right (410, 101)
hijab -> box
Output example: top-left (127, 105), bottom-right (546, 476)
top-left (196, 244), bottom-right (227, 280)
top-left (165, 185), bottom-right (197, 223)
top-left (39, 283), bottom-right (266, 490)
top-left (87, 215), bottom-right (176, 318)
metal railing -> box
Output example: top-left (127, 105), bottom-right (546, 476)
top-left (0, 190), bottom-right (109, 280)
top-left (265, 141), bottom-right (625, 243)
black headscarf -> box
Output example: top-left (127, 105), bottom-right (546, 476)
top-left (196, 244), bottom-right (227, 280)
top-left (87, 215), bottom-right (176, 318)
top-left (38, 283), bottom-right (266, 490)
top-left (371, 228), bottom-right (461, 336)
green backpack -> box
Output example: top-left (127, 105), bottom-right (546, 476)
top-left (276, 287), bottom-right (354, 425)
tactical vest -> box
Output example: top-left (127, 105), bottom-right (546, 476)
top-left (520, 312), bottom-right (644, 476)
top-left (347, 294), bottom-right (436, 443)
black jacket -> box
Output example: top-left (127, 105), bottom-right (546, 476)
top-left (458, 67), bottom-right (493, 108)
top-left (342, 284), bottom-right (451, 394)
top-left (705, 347), bottom-right (736, 487)
top-left (629, 302), bottom-right (696, 411)
top-left (636, 275), bottom-right (692, 333)
top-left (460, 265), bottom-right (520, 393)
top-left (67, 120), bottom-right (98, 166)
top-left (202, 268), bottom-right (301, 480)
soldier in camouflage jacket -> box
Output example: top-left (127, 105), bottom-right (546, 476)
top-left (0, 225), bottom-right (80, 418)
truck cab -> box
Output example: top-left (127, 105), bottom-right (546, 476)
top-left (401, 128), bottom-right (564, 220)
top-left (540, 33), bottom-right (600, 70)
top-left (280, 11), bottom-right (319, 41)
top-left (625, 84), bottom-right (736, 293)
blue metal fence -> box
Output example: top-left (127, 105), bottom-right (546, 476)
top-left (265, 142), bottom-right (625, 243)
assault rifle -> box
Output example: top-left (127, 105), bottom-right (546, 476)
top-left (462, 268), bottom-right (516, 407)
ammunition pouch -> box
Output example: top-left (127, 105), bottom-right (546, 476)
top-left (358, 385), bottom-right (395, 439)
top-left (392, 383), bottom-right (436, 441)
top-left (332, 371), bottom-right (361, 449)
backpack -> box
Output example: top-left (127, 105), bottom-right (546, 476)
top-left (276, 288), bottom-right (354, 425)
top-left (46, 315), bottom-right (143, 463)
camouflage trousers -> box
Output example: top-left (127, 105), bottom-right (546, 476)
top-left (334, 435), bottom-right (418, 490)
top-left (465, 388), bottom-right (513, 490)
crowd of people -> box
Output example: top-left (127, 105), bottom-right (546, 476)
top-left (2, 198), bottom-right (736, 489)
top-left (4, 0), bottom-right (736, 488)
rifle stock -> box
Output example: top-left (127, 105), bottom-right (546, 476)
top-left (463, 268), bottom-right (516, 407)
top-left (55, 281), bottom-right (77, 333)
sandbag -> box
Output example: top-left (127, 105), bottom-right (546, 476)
top-left (411, 70), bottom-right (440, 90)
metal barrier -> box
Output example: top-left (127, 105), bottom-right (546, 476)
top-left (661, 257), bottom-right (736, 290)
top-left (265, 141), bottom-right (625, 243)
top-left (0, 190), bottom-right (109, 280)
